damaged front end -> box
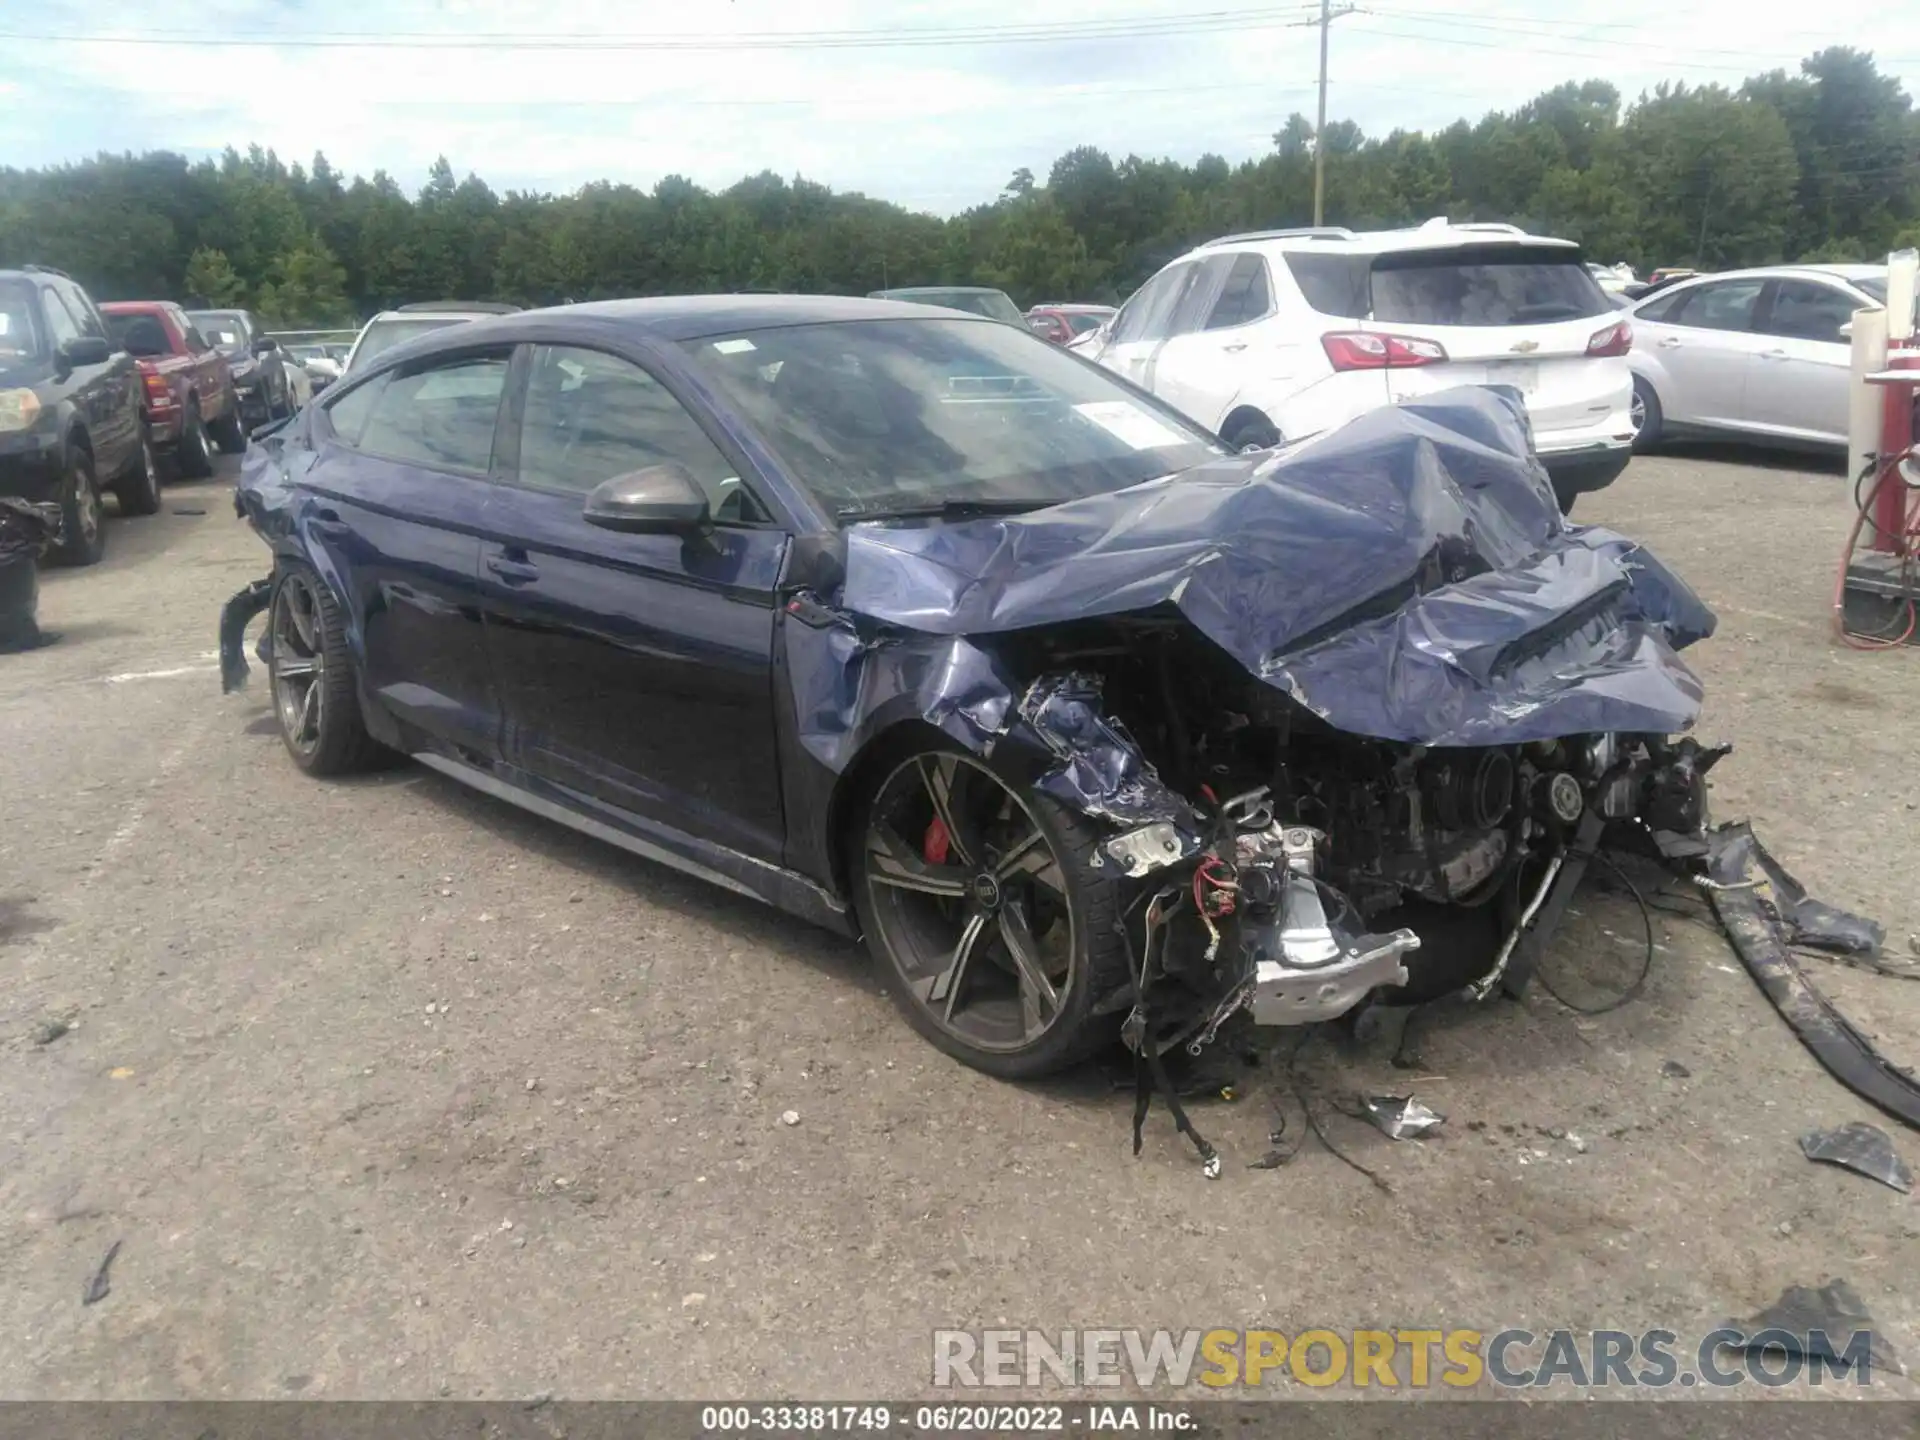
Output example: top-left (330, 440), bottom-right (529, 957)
top-left (816, 387), bottom-right (1754, 1165)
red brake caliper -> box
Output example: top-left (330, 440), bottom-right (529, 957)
top-left (923, 816), bottom-right (952, 866)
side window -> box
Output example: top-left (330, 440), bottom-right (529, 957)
top-left (515, 345), bottom-right (767, 522)
top-left (1167, 256), bottom-right (1232, 338)
top-left (64, 285), bottom-right (109, 341)
top-left (184, 326), bottom-right (210, 354)
top-left (1669, 279), bottom-right (1764, 333)
top-left (40, 287), bottom-right (83, 347)
top-left (1633, 290), bottom-right (1686, 324)
top-left (356, 355), bottom-right (508, 472)
top-left (1111, 264), bottom-right (1192, 345)
top-left (1284, 252), bottom-right (1372, 318)
top-left (1205, 254), bottom-right (1273, 330)
top-left (322, 375), bottom-right (387, 448)
top-left (1762, 280), bottom-right (1857, 344)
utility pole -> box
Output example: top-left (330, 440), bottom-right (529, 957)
top-left (1304, 0), bottom-right (1357, 226)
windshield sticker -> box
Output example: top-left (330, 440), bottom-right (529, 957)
top-left (1074, 401), bottom-right (1188, 450)
top-left (712, 337), bottom-right (757, 355)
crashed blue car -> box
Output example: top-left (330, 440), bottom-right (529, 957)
top-left (221, 295), bottom-right (1723, 1097)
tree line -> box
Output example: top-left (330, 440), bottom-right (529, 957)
top-left (1, 47), bottom-right (1915, 327)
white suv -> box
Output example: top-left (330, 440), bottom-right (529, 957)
top-left (343, 301), bottom-right (521, 376)
top-left (1082, 219), bottom-right (1636, 508)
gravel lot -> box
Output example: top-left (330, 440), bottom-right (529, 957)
top-left (2, 446), bottom-right (1918, 1401)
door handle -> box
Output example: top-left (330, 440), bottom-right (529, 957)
top-left (1656, 337), bottom-right (1682, 349)
top-left (1222, 342), bottom-right (1248, 353)
top-left (1760, 349), bottom-right (1789, 361)
top-left (486, 551), bottom-right (540, 586)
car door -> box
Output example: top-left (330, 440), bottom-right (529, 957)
top-left (1098, 262), bottom-right (1202, 392)
top-left (172, 307), bottom-right (225, 413)
top-left (1152, 252), bottom-right (1277, 434)
top-left (39, 285), bottom-right (124, 472)
top-left (1743, 278), bottom-right (1858, 445)
top-left (64, 282), bottom-right (141, 473)
top-left (1634, 277), bottom-right (1768, 431)
top-left (301, 351), bottom-right (507, 756)
top-left (476, 341), bottom-right (789, 864)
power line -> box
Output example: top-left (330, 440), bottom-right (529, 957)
top-left (0, 8), bottom-right (1328, 51)
top-left (1350, 21), bottom-right (1909, 75)
top-left (1361, 9), bottom-right (1911, 67)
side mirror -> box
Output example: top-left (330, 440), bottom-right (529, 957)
top-left (59, 336), bottom-right (113, 368)
top-left (252, 336), bottom-right (278, 354)
top-left (582, 463), bottom-right (712, 535)
top-left (1838, 321), bottom-right (1854, 339)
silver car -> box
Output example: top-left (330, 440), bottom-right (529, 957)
top-left (1626, 263), bottom-right (1893, 450)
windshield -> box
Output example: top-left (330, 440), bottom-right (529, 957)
top-left (350, 316), bottom-right (466, 371)
top-left (188, 311), bottom-right (248, 347)
top-left (0, 281), bottom-right (43, 366)
top-left (681, 317), bottom-right (1222, 518)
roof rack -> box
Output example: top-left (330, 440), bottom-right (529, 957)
top-left (1422, 218), bottom-right (1527, 236)
top-left (394, 300), bottom-right (520, 314)
top-left (18, 263), bottom-right (73, 279)
top-left (1201, 227), bottom-right (1356, 247)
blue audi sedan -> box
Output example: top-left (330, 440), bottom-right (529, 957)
top-left (222, 294), bottom-right (1718, 1093)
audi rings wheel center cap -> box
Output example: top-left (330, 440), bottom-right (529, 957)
top-left (971, 873), bottom-right (1003, 911)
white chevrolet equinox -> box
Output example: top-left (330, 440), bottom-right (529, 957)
top-left (1082, 219), bottom-right (1636, 510)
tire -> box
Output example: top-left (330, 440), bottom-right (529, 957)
top-left (209, 394), bottom-right (247, 454)
top-left (267, 563), bottom-right (384, 777)
top-left (850, 739), bottom-right (1132, 1079)
top-left (176, 402), bottom-right (214, 479)
top-left (1221, 411), bottom-right (1281, 452)
top-left (49, 449), bottom-right (106, 567)
top-left (1630, 376), bottom-right (1663, 453)
top-left (115, 434), bottom-right (162, 517)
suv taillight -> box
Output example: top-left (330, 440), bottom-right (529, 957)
top-left (1321, 331), bottom-right (1449, 370)
top-left (1586, 320), bottom-right (1632, 357)
top-left (141, 372), bottom-right (173, 406)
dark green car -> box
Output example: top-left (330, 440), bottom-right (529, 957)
top-left (867, 286), bottom-right (1026, 326)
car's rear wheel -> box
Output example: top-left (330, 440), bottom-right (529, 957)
top-left (115, 435), bottom-right (162, 517)
top-left (209, 393), bottom-right (247, 454)
top-left (176, 402), bottom-right (214, 479)
top-left (269, 563), bottom-right (383, 777)
top-left (1221, 411), bottom-right (1281, 452)
top-left (49, 450), bottom-right (106, 567)
top-left (852, 742), bottom-right (1130, 1079)
top-left (1630, 377), bottom-right (1664, 452)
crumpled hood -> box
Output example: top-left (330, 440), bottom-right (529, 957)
top-left (837, 386), bottom-right (1714, 747)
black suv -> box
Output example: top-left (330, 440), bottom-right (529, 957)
top-left (0, 266), bottom-right (157, 565)
top-left (184, 308), bottom-right (291, 428)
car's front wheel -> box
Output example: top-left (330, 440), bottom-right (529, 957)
top-left (852, 742), bottom-right (1131, 1079)
top-left (176, 401), bottom-right (215, 479)
top-left (1630, 377), bottom-right (1664, 452)
top-left (49, 450), bottom-right (106, 567)
top-left (268, 563), bottom-right (383, 776)
top-left (209, 393), bottom-right (247, 454)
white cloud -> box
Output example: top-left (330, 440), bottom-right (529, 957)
top-left (1, 0), bottom-right (1911, 211)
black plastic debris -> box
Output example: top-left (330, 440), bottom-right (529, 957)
top-left (1362, 1096), bottom-right (1445, 1140)
top-left (218, 576), bottom-right (273, 693)
top-left (81, 1238), bottom-right (121, 1306)
top-left (1799, 1122), bottom-right (1913, 1193)
top-left (1660, 1059), bottom-right (1691, 1079)
top-left (1724, 1279), bottom-right (1902, 1377)
top-left (1703, 825), bottom-right (1918, 1132)
top-left (0, 497), bottom-right (61, 653)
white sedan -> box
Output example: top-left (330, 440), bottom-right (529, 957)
top-left (1626, 263), bottom-right (1891, 450)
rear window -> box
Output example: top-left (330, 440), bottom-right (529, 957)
top-left (351, 316), bottom-right (467, 371)
top-left (1287, 246), bottom-right (1609, 326)
top-left (1371, 247), bottom-right (1610, 327)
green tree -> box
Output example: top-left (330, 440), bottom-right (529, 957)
top-left (183, 246), bottom-right (247, 306)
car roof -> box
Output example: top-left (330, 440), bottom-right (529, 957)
top-left (390, 294), bottom-right (989, 349)
top-left (870, 286), bottom-right (1008, 298)
top-left (99, 300), bottom-right (170, 312)
top-left (1187, 218), bottom-right (1579, 261)
top-left (1030, 303), bottom-right (1114, 314)
top-left (1635, 263), bottom-right (1887, 295)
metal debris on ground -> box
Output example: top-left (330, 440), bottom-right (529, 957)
top-left (1362, 1096), bottom-right (1445, 1140)
top-left (1799, 1122), bottom-right (1913, 1193)
top-left (81, 1239), bottom-right (122, 1306)
top-left (1724, 1279), bottom-right (1902, 1376)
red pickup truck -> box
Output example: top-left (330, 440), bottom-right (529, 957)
top-left (99, 302), bottom-right (245, 477)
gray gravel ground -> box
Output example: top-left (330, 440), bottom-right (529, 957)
top-left (2, 448), bottom-right (1918, 1401)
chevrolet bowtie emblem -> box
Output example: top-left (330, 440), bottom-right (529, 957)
top-left (1510, 339), bottom-right (1540, 353)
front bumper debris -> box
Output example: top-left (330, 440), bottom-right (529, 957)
top-left (219, 575), bottom-right (273, 693)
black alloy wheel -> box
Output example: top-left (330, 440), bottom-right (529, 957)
top-left (268, 564), bottom-right (382, 776)
top-left (855, 746), bottom-right (1128, 1078)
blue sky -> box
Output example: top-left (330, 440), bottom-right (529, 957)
top-left (1, 0), bottom-right (1913, 213)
